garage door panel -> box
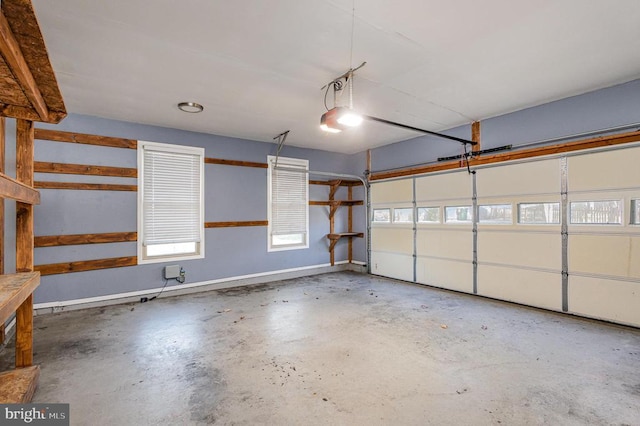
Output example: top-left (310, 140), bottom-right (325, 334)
top-left (478, 265), bottom-right (561, 311)
top-left (371, 228), bottom-right (413, 254)
top-left (371, 252), bottom-right (413, 282)
top-left (476, 159), bottom-right (560, 197)
top-left (416, 229), bottom-right (472, 261)
top-left (568, 146), bottom-right (640, 191)
top-left (478, 231), bottom-right (561, 270)
top-left (416, 257), bottom-right (473, 293)
top-left (569, 276), bottom-right (640, 327)
top-left (415, 172), bottom-right (471, 201)
top-left (569, 234), bottom-right (640, 279)
top-left (371, 180), bottom-right (413, 203)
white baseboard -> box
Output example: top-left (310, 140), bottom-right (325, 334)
top-left (34, 261), bottom-right (366, 315)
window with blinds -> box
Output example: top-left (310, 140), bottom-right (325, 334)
top-left (267, 155), bottom-right (309, 251)
top-left (138, 141), bottom-right (205, 263)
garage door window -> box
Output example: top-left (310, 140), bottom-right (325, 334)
top-left (570, 200), bottom-right (622, 225)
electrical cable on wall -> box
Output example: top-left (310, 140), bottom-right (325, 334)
top-left (148, 278), bottom-right (170, 302)
top-left (141, 267), bottom-right (185, 303)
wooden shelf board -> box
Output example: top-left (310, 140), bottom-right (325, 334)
top-left (0, 172), bottom-right (39, 204)
top-left (0, 365), bottom-right (39, 403)
top-left (310, 179), bottom-right (362, 187)
top-left (310, 200), bottom-right (363, 206)
top-left (327, 232), bottom-right (364, 240)
top-left (0, 272), bottom-right (39, 323)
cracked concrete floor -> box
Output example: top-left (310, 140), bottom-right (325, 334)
top-left (1, 271), bottom-right (639, 425)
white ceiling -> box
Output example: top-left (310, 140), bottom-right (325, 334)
top-left (32, 0), bottom-right (640, 154)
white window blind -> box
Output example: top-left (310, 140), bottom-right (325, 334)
top-left (268, 156), bottom-right (309, 251)
top-left (138, 141), bottom-right (204, 263)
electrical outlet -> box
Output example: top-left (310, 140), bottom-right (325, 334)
top-left (164, 265), bottom-right (181, 280)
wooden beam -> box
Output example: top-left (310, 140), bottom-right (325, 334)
top-left (471, 121), bottom-right (481, 154)
top-left (329, 180), bottom-right (338, 266)
top-left (15, 295), bottom-right (32, 367)
top-left (15, 119), bottom-right (34, 368)
top-left (1, 0), bottom-right (66, 124)
top-left (16, 119), bottom-right (34, 272)
top-left (329, 180), bottom-right (341, 199)
top-left (0, 117), bottom-right (4, 344)
top-left (370, 130), bottom-right (640, 181)
top-left (205, 157), bottom-right (267, 169)
top-left (35, 256), bottom-right (138, 276)
top-left (34, 161), bottom-right (137, 178)
top-left (0, 117), bottom-right (4, 277)
top-left (204, 221), bottom-right (268, 228)
top-left (0, 365), bottom-right (40, 403)
top-left (16, 120), bottom-right (34, 187)
top-left (0, 104), bottom-right (65, 123)
top-left (15, 204), bottom-right (33, 272)
top-left (34, 181), bottom-right (137, 191)
top-left (329, 205), bottom-right (339, 220)
top-left (0, 10), bottom-right (48, 120)
top-left (35, 232), bottom-right (137, 248)
top-left (326, 233), bottom-right (364, 254)
top-left (34, 128), bottom-right (137, 149)
top-left (348, 186), bottom-right (353, 263)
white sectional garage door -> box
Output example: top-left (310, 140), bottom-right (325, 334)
top-left (475, 158), bottom-right (562, 311)
top-left (566, 146), bottom-right (640, 326)
top-left (370, 179), bottom-right (414, 281)
top-left (369, 142), bottom-right (640, 327)
top-left (415, 171), bottom-right (473, 293)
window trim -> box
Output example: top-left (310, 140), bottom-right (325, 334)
top-left (267, 155), bottom-right (309, 252)
top-left (137, 140), bottom-right (205, 264)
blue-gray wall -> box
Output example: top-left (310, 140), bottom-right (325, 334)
top-left (24, 115), bottom-right (367, 304)
top-left (369, 79), bottom-right (640, 172)
top-left (4, 78), bottom-right (639, 304)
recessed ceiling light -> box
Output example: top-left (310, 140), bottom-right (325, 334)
top-left (178, 102), bottom-right (204, 113)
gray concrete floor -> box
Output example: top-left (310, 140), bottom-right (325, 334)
top-left (2, 271), bottom-right (639, 425)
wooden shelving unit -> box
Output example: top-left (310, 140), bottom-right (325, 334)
top-left (0, 0), bottom-right (66, 403)
top-left (0, 121), bottom-right (42, 403)
top-left (0, 274), bottom-right (40, 403)
top-left (311, 180), bottom-right (363, 266)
